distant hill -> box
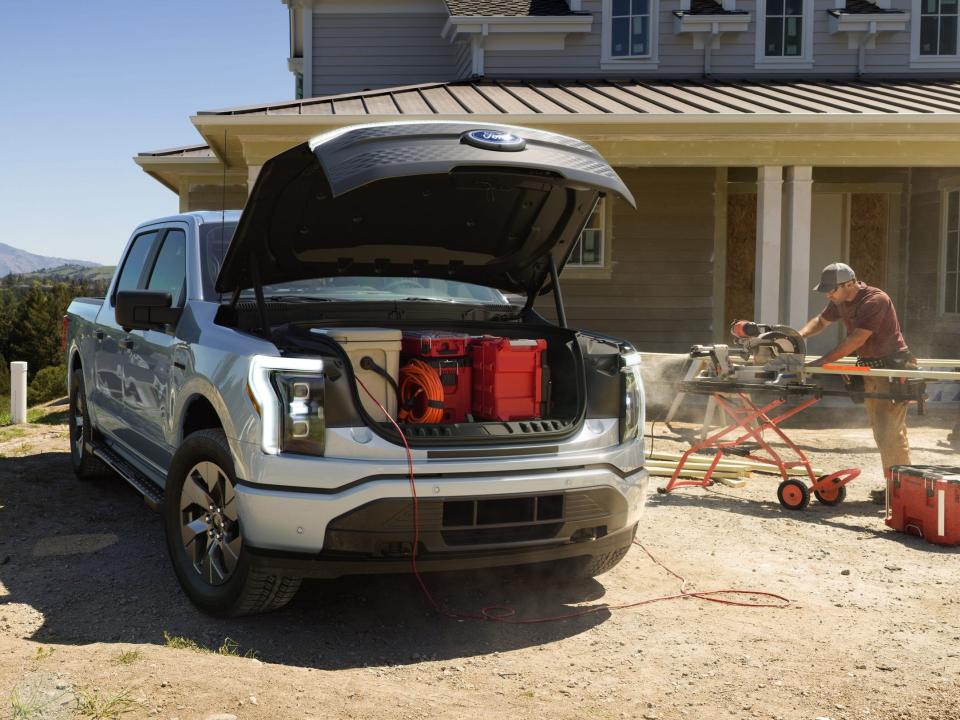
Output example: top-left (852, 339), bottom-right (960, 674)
top-left (0, 242), bottom-right (99, 277)
top-left (16, 264), bottom-right (114, 284)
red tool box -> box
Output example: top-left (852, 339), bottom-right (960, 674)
top-left (886, 465), bottom-right (960, 545)
top-left (470, 337), bottom-right (548, 421)
top-left (424, 357), bottom-right (473, 423)
top-left (401, 331), bottom-right (471, 358)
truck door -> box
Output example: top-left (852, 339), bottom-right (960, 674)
top-left (92, 229), bottom-right (160, 442)
top-left (121, 226), bottom-right (187, 472)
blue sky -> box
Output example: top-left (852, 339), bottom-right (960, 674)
top-left (0, 1), bottom-right (290, 265)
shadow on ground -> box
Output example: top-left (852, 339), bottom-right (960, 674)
top-left (0, 452), bottom-right (610, 669)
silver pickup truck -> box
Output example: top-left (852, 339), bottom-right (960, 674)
top-left (65, 121), bottom-right (648, 616)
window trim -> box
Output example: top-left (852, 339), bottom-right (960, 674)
top-left (911, 0), bottom-right (960, 67)
top-left (600, 0), bottom-right (661, 70)
top-left (940, 187), bottom-right (960, 316)
top-left (754, 0), bottom-right (815, 69)
top-left (563, 197), bottom-right (614, 280)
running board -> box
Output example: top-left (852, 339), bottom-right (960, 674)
top-left (91, 442), bottom-right (165, 511)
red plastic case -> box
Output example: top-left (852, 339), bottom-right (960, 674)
top-left (470, 337), bottom-right (548, 421)
top-left (425, 358), bottom-right (473, 423)
top-left (886, 465), bottom-right (960, 546)
top-left (401, 331), bottom-right (471, 358)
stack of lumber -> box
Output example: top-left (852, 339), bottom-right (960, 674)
top-left (644, 450), bottom-right (823, 489)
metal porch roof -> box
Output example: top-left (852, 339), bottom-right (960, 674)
top-left (197, 78), bottom-right (960, 117)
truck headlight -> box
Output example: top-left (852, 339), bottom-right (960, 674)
top-left (248, 356), bottom-right (325, 455)
top-left (620, 352), bottom-right (645, 444)
top-left (273, 372), bottom-right (326, 457)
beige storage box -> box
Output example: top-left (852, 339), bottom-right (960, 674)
top-left (312, 327), bottom-right (401, 422)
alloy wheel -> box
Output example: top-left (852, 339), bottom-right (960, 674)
top-left (179, 461), bottom-right (242, 586)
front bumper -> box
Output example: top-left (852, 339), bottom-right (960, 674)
top-left (235, 463), bottom-right (648, 564)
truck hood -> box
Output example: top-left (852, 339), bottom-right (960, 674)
top-left (215, 121), bottom-right (634, 300)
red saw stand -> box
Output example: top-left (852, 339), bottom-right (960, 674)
top-left (657, 389), bottom-right (861, 510)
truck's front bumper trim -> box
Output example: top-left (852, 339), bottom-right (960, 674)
top-left (234, 462), bottom-right (645, 496)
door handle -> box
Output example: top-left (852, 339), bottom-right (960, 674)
top-left (120, 339), bottom-right (134, 350)
top-left (95, 330), bottom-right (104, 340)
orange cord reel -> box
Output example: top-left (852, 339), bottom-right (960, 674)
top-left (398, 359), bottom-right (446, 424)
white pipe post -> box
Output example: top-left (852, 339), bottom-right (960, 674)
top-left (11, 361), bottom-right (27, 424)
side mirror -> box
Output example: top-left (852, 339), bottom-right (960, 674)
top-left (115, 290), bottom-right (181, 331)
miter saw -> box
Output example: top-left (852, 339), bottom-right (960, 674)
top-left (689, 320), bottom-right (809, 387)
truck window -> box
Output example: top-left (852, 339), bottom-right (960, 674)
top-left (113, 230), bottom-right (159, 305)
top-left (199, 222), bottom-right (237, 300)
top-left (147, 229), bottom-right (187, 306)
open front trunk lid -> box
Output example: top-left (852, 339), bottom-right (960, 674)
top-left (215, 122), bottom-right (634, 300)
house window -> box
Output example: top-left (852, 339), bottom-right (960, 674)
top-left (611, 0), bottom-right (651, 57)
top-left (765, 0), bottom-right (804, 57)
top-left (920, 0), bottom-right (959, 55)
top-left (943, 190), bottom-right (960, 314)
top-left (755, 0), bottom-right (812, 67)
top-left (601, 0), bottom-right (659, 68)
top-left (568, 199), bottom-right (605, 268)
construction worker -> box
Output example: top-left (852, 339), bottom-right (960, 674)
top-left (799, 262), bottom-right (914, 503)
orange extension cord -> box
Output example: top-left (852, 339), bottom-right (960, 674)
top-left (398, 360), bottom-right (446, 425)
top-left (355, 376), bottom-right (792, 623)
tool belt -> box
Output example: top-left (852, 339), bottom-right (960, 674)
top-left (855, 349), bottom-right (916, 370)
top-left (846, 348), bottom-right (925, 411)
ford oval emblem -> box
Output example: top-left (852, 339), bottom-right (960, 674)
top-left (461, 129), bottom-right (526, 152)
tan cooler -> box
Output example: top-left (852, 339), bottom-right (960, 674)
top-left (312, 328), bottom-right (401, 422)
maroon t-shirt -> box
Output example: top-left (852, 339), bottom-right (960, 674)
top-left (820, 282), bottom-right (907, 359)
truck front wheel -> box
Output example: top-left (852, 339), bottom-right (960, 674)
top-left (163, 429), bottom-right (301, 616)
top-left (68, 370), bottom-right (111, 481)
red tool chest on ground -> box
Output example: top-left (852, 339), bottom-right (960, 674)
top-left (401, 331), bottom-right (470, 358)
top-left (886, 465), bottom-right (960, 546)
top-left (470, 337), bottom-right (548, 421)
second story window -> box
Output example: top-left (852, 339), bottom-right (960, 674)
top-left (611, 0), bottom-right (651, 57)
top-left (602, 0), bottom-right (660, 68)
top-left (755, 0), bottom-right (813, 67)
top-left (765, 0), bottom-right (803, 57)
top-left (921, 0), bottom-right (959, 55)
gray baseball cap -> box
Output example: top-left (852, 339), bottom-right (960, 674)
top-left (813, 262), bottom-right (856, 292)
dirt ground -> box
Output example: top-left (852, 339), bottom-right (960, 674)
top-left (1, 400), bottom-right (958, 720)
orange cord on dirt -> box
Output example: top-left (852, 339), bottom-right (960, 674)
top-left (398, 360), bottom-right (446, 424)
top-left (355, 376), bottom-right (793, 623)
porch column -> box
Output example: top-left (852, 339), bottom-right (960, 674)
top-left (755, 166), bottom-right (783, 325)
top-left (783, 166), bottom-right (813, 329)
top-left (247, 165), bottom-right (262, 197)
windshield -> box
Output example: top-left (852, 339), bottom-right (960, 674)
top-left (238, 276), bottom-right (522, 306)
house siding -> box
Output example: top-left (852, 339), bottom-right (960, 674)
top-left (481, 0), bottom-right (922, 78)
top-left (311, 13), bottom-right (465, 96)
top-left (536, 167), bottom-right (717, 353)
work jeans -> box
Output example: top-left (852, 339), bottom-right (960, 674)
top-left (863, 376), bottom-right (912, 474)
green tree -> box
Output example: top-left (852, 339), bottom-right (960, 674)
top-left (8, 283), bottom-right (59, 379)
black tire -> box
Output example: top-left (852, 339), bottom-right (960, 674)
top-left (68, 370), bottom-right (112, 481)
top-left (777, 478), bottom-right (811, 511)
top-left (814, 476), bottom-right (848, 506)
top-left (163, 429), bottom-right (301, 617)
top-left (578, 544), bottom-right (632, 578)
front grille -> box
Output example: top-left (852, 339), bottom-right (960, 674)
top-left (442, 523), bottom-right (563, 546)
